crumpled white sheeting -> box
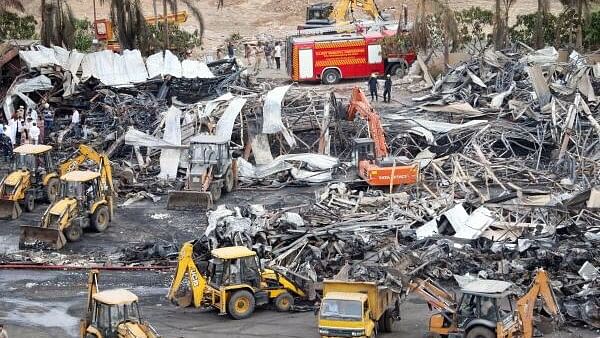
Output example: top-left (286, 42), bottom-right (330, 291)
top-left (182, 59), bottom-right (215, 78)
top-left (158, 107), bottom-right (182, 180)
top-left (200, 93), bottom-right (233, 118)
top-left (215, 97), bottom-right (247, 140)
top-left (2, 75), bottom-right (53, 121)
top-left (147, 50), bottom-right (182, 78)
top-left (262, 85), bottom-right (292, 134)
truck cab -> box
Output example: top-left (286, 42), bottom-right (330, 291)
top-left (319, 292), bottom-right (375, 338)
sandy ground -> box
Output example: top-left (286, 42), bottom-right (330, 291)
top-left (20, 0), bottom-right (565, 51)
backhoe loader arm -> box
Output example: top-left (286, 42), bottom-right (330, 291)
top-left (167, 241), bottom-right (208, 308)
top-left (516, 269), bottom-right (563, 338)
top-left (347, 87), bottom-right (389, 158)
top-left (330, 0), bottom-right (381, 22)
top-left (58, 145), bottom-right (106, 176)
top-left (80, 269), bottom-right (100, 337)
top-left (408, 278), bottom-right (457, 314)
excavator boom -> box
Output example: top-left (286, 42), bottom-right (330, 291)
top-left (347, 87), bottom-right (388, 158)
top-left (330, 0), bottom-right (382, 23)
top-left (516, 269), bottom-right (563, 338)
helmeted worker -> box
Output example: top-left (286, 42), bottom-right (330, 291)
top-left (368, 74), bottom-right (379, 101)
top-left (383, 74), bottom-right (392, 103)
top-left (29, 122), bottom-right (40, 145)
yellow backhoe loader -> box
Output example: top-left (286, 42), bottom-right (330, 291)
top-left (303, 0), bottom-right (389, 29)
top-left (80, 269), bottom-right (161, 338)
top-left (0, 144), bottom-right (60, 219)
top-left (0, 144), bottom-right (106, 220)
top-left (409, 269), bottom-right (563, 338)
top-left (19, 153), bottom-right (114, 249)
top-left (167, 135), bottom-right (236, 210)
top-left (167, 242), bottom-right (307, 319)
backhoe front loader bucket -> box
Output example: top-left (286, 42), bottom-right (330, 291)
top-left (167, 190), bottom-right (213, 210)
top-left (19, 225), bottom-right (66, 250)
top-left (0, 200), bottom-right (21, 220)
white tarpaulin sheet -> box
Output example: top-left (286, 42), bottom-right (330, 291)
top-left (262, 85), bottom-right (292, 134)
top-left (201, 93), bottom-right (233, 118)
top-left (416, 204), bottom-right (495, 240)
top-left (237, 153), bottom-right (338, 182)
top-left (215, 97), bottom-right (247, 140)
top-left (182, 59), bottom-right (215, 78)
top-left (124, 128), bottom-right (185, 148)
top-left (147, 50), bottom-right (182, 78)
top-left (158, 107), bottom-right (182, 180)
top-left (123, 50), bottom-right (149, 83)
top-left (2, 75), bottom-right (53, 121)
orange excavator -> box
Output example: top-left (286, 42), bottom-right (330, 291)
top-left (347, 87), bottom-right (419, 187)
top-left (408, 269), bottom-right (563, 338)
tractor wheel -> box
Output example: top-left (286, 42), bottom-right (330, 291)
top-left (46, 178), bottom-right (60, 203)
top-left (91, 206), bottom-right (110, 232)
top-left (322, 69), bottom-right (341, 84)
top-left (274, 292), bottom-right (294, 312)
top-left (211, 183), bottom-right (222, 201)
top-left (65, 224), bottom-right (83, 242)
top-left (228, 290), bottom-right (255, 320)
top-left (22, 193), bottom-right (35, 212)
top-left (224, 168), bottom-right (234, 193)
top-left (466, 326), bottom-right (495, 338)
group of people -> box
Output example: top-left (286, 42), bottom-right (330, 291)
top-left (239, 41), bottom-right (283, 73)
top-left (368, 73), bottom-right (394, 103)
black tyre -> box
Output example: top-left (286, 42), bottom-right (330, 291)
top-left (322, 69), bottom-right (341, 84)
top-left (91, 205), bottom-right (110, 232)
top-left (211, 183), bottom-right (222, 201)
top-left (388, 62), bottom-right (407, 78)
top-left (46, 178), bottom-right (60, 203)
top-left (65, 224), bottom-right (83, 242)
top-left (224, 168), bottom-right (234, 193)
top-left (382, 310), bottom-right (393, 332)
top-left (466, 326), bottom-right (496, 338)
top-left (274, 292), bottom-right (294, 312)
top-left (23, 193), bottom-right (35, 212)
top-left (228, 290), bottom-right (255, 320)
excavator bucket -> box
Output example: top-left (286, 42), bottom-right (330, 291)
top-left (19, 225), bottom-right (66, 250)
top-left (167, 190), bottom-right (213, 210)
top-left (0, 200), bottom-right (21, 220)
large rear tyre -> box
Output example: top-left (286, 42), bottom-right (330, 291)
top-left (228, 290), bottom-right (255, 320)
top-left (91, 205), bottom-right (110, 232)
top-left (322, 69), bottom-right (341, 84)
top-left (22, 193), bottom-right (35, 212)
top-left (388, 62), bottom-right (407, 78)
top-left (46, 178), bottom-right (60, 203)
top-left (224, 168), bottom-right (234, 193)
top-left (274, 292), bottom-right (294, 312)
top-left (65, 224), bottom-right (83, 242)
top-left (382, 310), bottom-right (393, 332)
top-left (466, 326), bottom-right (496, 338)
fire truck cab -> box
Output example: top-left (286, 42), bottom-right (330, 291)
top-left (287, 30), bottom-right (415, 84)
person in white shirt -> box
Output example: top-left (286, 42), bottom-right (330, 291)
top-left (29, 122), bottom-right (40, 145)
top-left (274, 42), bottom-right (282, 70)
top-left (71, 110), bottom-right (81, 138)
top-left (7, 117), bottom-right (17, 145)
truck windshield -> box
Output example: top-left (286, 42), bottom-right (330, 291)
top-left (320, 299), bottom-right (363, 321)
top-left (14, 154), bottom-right (36, 171)
top-left (61, 181), bottom-right (83, 198)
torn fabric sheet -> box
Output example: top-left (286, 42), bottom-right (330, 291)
top-left (416, 204), bottom-right (495, 240)
top-left (263, 85), bottom-right (292, 134)
top-left (201, 92), bottom-right (234, 118)
top-left (124, 128), bottom-right (185, 149)
top-left (158, 107), bottom-right (182, 180)
top-left (2, 75), bottom-right (53, 121)
top-left (215, 97), bottom-right (247, 140)
top-left (182, 59), bottom-right (215, 78)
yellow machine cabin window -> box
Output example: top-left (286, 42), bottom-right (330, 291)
top-left (320, 299), bottom-right (363, 321)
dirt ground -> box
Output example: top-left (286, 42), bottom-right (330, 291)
top-left (20, 0), bottom-right (565, 51)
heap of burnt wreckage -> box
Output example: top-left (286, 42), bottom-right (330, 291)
top-left (1, 43), bottom-right (599, 328)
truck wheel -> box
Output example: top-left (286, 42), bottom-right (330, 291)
top-left (22, 193), bottom-right (35, 212)
top-left (388, 63), bottom-right (406, 78)
top-left (223, 168), bottom-right (234, 193)
top-left (466, 327), bottom-right (495, 338)
top-left (46, 178), bottom-right (60, 203)
top-left (91, 205), bottom-right (110, 232)
top-left (322, 69), bottom-right (341, 84)
top-left (274, 292), bottom-right (294, 312)
top-left (65, 224), bottom-right (83, 242)
top-left (228, 290), bottom-right (255, 319)
top-left (382, 310), bottom-right (393, 332)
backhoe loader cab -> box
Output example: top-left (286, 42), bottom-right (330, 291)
top-left (0, 144), bottom-right (59, 219)
top-left (167, 135), bottom-right (235, 210)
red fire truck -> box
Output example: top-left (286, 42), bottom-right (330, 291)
top-left (287, 30), bottom-right (416, 84)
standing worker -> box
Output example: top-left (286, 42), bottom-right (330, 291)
top-left (216, 48), bottom-right (223, 60)
top-left (0, 126), bottom-right (13, 161)
top-left (43, 103), bottom-right (54, 141)
top-left (71, 109), bottom-right (81, 138)
top-left (274, 42), bottom-right (282, 70)
top-left (254, 43), bottom-right (264, 73)
top-left (368, 74), bottom-right (379, 101)
top-left (227, 42), bottom-right (235, 59)
top-left (29, 122), bottom-right (40, 145)
top-left (0, 324), bottom-right (8, 338)
top-left (264, 42), bottom-right (273, 69)
top-left (244, 44), bottom-right (251, 65)
top-left (383, 74), bottom-right (392, 103)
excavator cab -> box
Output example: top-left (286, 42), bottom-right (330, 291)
top-left (352, 138), bottom-right (375, 168)
top-left (305, 3), bottom-right (335, 26)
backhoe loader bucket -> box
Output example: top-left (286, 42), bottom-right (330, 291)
top-left (19, 225), bottom-right (66, 250)
top-left (167, 190), bottom-right (213, 210)
top-left (0, 200), bottom-right (21, 220)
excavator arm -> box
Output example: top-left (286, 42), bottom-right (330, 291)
top-left (516, 269), bottom-right (563, 338)
top-left (330, 0), bottom-right (382, 23)
top-left (408, 278), bottom-right (457, 314)
top-left (347, 87), bottom-right (389, 158)
top-left (167, 241), bottom-right (209, 308)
